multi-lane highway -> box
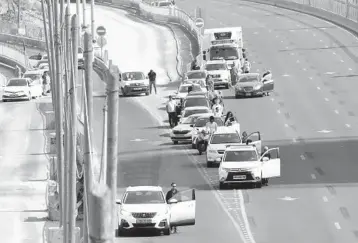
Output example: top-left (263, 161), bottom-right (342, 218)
top-left (93, 1), bottom-right (358, 243)
top-left (0, 66), bottom-right (48, 242)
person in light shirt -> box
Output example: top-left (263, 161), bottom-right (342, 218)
top-left (212, 99), bottom-right (223, 117)
top-left (166, 95), bottom-right (178, 127)
top-left (205, 116), bottom-right (218, 134)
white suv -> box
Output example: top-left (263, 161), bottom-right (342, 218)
top-left (218, 145), bottom-right (281, 189)
top-left (116, 186), bottom-right (196, 236)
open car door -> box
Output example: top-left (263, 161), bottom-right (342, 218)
top-left (169, 189), bottom-right (196, 227)
top-left (262, 77), bottom-right (274, 92)
top-left (261, 148), bottom-right (281, 178)
top-left (246, 131), bottom-right (262, 154)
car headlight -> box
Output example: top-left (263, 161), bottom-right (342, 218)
top-left (157, 209), bottom-right (169, 217)
top-left (220, 167), bottom-right (230, 172)
top-left (208, 149), bottom-right (217, 153)
top-left (120, 209), bottom-right (131, 216)
top-left (254, 85), bottom-right (262, 90)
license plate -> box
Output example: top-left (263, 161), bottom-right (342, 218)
top-left (233, 175), bottom-right (246, 180)
top-left (245, 93), bottom-right (251, 96)
top-left (133, 88), bottom-right (142, 90)
top-left (136, 219), bottom-right (152, 224)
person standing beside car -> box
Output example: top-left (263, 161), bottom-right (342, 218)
top-left (148, 69), bottom-right (157, 95)
top-left (166, 95), bottom-right (178, 128)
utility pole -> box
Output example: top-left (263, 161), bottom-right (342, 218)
top-left (17, 0), bottom-right (20, 29)
top-left (91, 0), bottom-right (95, 41)
top-left (82, 0), bottom-right (87, 29)
top-left (53, 0), bottom-right (65, 228)
top-left (83, 32), bottom-right (93, 243)
top-left (106, 60), bottom-right (120, 238)
top-left (64, 5), bottom-right (71, 243)
top-left (69, 14), bottom-right (79, 243)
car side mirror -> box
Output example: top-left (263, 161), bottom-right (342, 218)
top-left (261, 157), bottom-right (269, 162)
top-left (168, 198), bottom-right (178, 204)
top-left (115, 199), bottom-right (122, 205)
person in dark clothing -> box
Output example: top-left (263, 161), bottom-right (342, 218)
top-left (191, 59), bottom-right (200, 70)
top-left (187, 85), bottom-right (193, 94)
top-left (166, 182), bottom-right (179, 233)
top-left (148, 70), bottom-right (157, 94)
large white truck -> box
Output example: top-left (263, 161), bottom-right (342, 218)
top-left (202, 27), bottom-right (244, 71)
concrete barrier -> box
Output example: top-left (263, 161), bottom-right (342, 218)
top-left (0, 43), bottom-right (31, 71)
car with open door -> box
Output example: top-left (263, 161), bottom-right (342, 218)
top-left (234, 73), bottom-right (274, 98)
top-left (242, 131), bottom-right (261, 154)
top-left (115, 186), bottom-right (195, 236)
top-left (218, 145), bottom-right (280, 189)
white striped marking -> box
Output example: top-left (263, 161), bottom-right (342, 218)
top-left (311, 174), bottom-right (316, 179)
top-left (340, 60), bottom-right (344, 63)
top-left (334, 110), bottom-right (339, 114)
top-left (300, 155), bottom-right (306, 160)
top-left (345, 124), bottom-right (351, 128)
top-left (334, 222), bottom-right (341, 230)
top-left (317, 87), bottom-right (321, 90)
top-left (323, 196), bottom-right (328, 202)
top-left (332, 52), bottom-right (336, 55)
top-left (324, 98), bottom-right (329, 101)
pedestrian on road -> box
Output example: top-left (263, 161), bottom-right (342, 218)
top-left (166, 182), bottom-right (179, 233)
top-left (166, 95), bottom-right (178, 128)
top-left (15, 65), bottom-right (22, 78)
top-left (148, 69), bottom-right (157, 94)
top-left (42, 71), bottom-right (49, 95)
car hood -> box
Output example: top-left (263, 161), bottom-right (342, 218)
top-left (4, 86), bottom-right (28, 92)
top-left (123, 79), bottom-right (149, 85)
top-left (221, 161), bottom-right (261, 170)
top-left (208, 143), bottom-right (242, 150)
top-left (207, 70), bottom-right (228, 76)
top-left (176, 92), bottom-right (188, 99)
top-left (236, 81), bottom-right (261, 88)
top-left (121, 204), bottom-right (168, 213)
top-left (173, 124), bottom-right (192, 132)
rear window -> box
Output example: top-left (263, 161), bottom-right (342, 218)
top-left (183, 98), bottom-right (209, 108)
top-left (195, 117), bottom-right (224, 127)
top-left (210, 133), bottom-right (241, 144)
top-left (183, 109), bottom-right (209, 117)
top-left (179, 85), bottom-right (202, 93)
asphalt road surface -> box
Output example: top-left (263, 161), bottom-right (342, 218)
top-left (0, 66), bottom-right (48, 242)
top-left (94, 1), bottom-right (358, 243)
top-left (173, 1), bottom-right (358, 242)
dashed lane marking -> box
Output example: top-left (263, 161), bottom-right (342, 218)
top-left (311, 174), bottom-right (316, 179)
top-left (345, 124), bottom-right (351, 128)
top-left (334, 110), bottom-right (339, 114)
top-left (340, 60), bottom-right (344, 63)
top-left (348, 68), bottom-right (353, 71)
top-left (324, 98), bottom-right (329, 101)
top-left (300, 155), bottom-right (306, 160)
top-left (322, 196), bottom-right (328, 202)
top-left (334, 222), bottom-right (341, 230)
top-left (317, 87), bottom-right (321, 90)
top-left (332, 52), bottom-right (336, 55)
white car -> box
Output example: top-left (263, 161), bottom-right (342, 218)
top-left (116, 186), bottom-right (196, 236)
top-left (218, 145), bottom-right (281, 189)
top-left (206, 127), bottom-right (242, 167)
top-left (28, 53), bottom-right (47, 67)
top-left (119, 71), bottom-right (150, 96)
top-left (170, 114), bottom-right (204, 144)
top-left (190, 114), bottom-right (225, 148)
top-left (207, 130), bottom-right (261, 167)
top-left (23, 69), bottom-right (45, 83)
top-left (2, 78), bottom-right (41, 101)
top-left (179, 106), bottom-right (211, 123)
top-left (174, 83), bottom-right (204, 100)
top-left (204, 60), bottom-right (231, 89)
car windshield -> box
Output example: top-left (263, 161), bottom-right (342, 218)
top-left (183, 109), bottom-right (209, 117)
top-left (122, 72), bottom-right (145, 81)
top-left (184, 98), bottom-right (209, 108)
top-left (7, 79), bottom-right (27, 86)
top-left (211, 133), bottom-right (241, 144)
top-left (182, 116), bottom-right (198, 124)
top-left (159, 2), bottom-right (171, 6)
top-left (224, 150), bottom-right (258, 162)
top-left (123, 191), bottom-right (165, 204)
top-left (195, 117), bottom-right (224, 127)
top-left (239, 76), bottom-right (259, 83)
top-left (179, 85), bottom-right (202, 93)
top-left (24, 74), bottom-right (41, 80)
top-left (205, 64), bottom-right (226, 71)
top-left (187, 72), bottom-right (206, 79)
top-left (188, 92), bottom-right (206, 97)
top-left (210, 47), bottom-right (239, 60)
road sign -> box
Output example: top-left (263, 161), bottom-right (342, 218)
top-left (195, 18), bottom-right (204, 29)
top-left (96, 26), bottom-right (106, 36)
top-left (97, 36), bottom-right (107, 48)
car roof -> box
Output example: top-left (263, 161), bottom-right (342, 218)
top-left (184, 106), bottom-right (210, 111)
top-left (187, 113), bottom-right (214, 118)
top-left (122, 71), bottom-right (145, 74)
top-left (24, 70), bottom-right (44, 74)
top-left (213, 126), bottom-right (239, 134)
top-left (126, 186), bottom-right (163, 192)
top-left (225, 145), bottom-right (257, 151)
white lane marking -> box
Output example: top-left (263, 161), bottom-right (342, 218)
top-left (313, 34), bottom-right (316, 36)
top-left (292, 137), bottom-right (297, 143)
top-left (285, 46), bottom-right (289, 49)
top-left (296, 60), bottom-right (300, 63)
top-left (345, 124), bottom-right (351, 128)
top-left (317, 87), bottom-right (321, 90)
top-left (319, 39), bottom-right (323, 42)
top-left (281, 40), bottom-right (284, 43)
top-left (300, 155), bottom-right (306, 160)
top-left (340, 60), bottom-right (344, 63)
top-left (334, 110), bottom-right (339, 114)
top-left (278, 196), bottom-right (298, 201)
top-left (282, 74), bottom-right (290, 77)
top-left (332, 52), bottom-right (336, 55)
top-left (302, 68), bottom-right (307, 71)
top-left (284, 124), bottom-right (289, 128)
top-left (325, 72), bottom-right (335, 74)
top-left (253, 32), bottom-right (259, 35)
top-left (311, 174), bottom-right (317, 179)
top-left (290, 53), bottom-right (295, 55)
top-left (324, 98), bottom-right (329, 101)
top-left (334, 222), bottom-right (341, 230)
top-left (130, 138), bottom-right (148, 142)
top-left (276, 35), bottom-right (279, 38)
top-left (309, 77), bottom-right (313, 80)
top-left (277, 109), bottom-right (281, 114)
top-left (268, 29), bottom-right (272, 33)
top-left (324, 45), bottom-right (329, 48)
top-left (270, 98), bottom-right (275, 102)
top-left (348, 68), bottom-right (353, 71)
top-left (317, 129), bottom-right (332, 133)
top-left (323, 196), bottom-right (328, 202)
top-left (289, 30), bottom-right (295, 32)
top-left (133, 97), bottom-right (256, 243)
